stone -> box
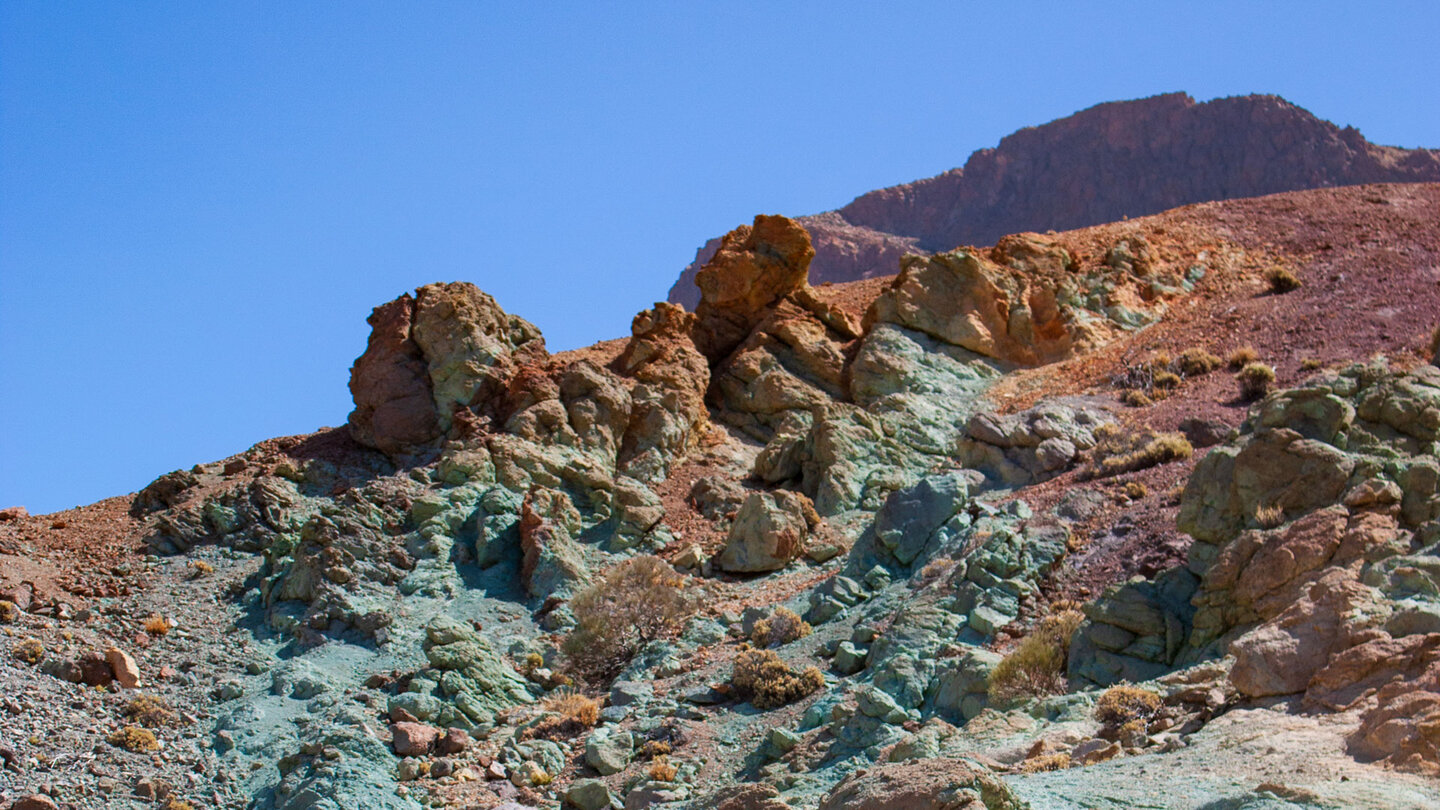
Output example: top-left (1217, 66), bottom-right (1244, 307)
top-left (565, 778), bottom-right (616, 810)
top-left (0, 506), bottom-right (28, 522)
top-left (584, 727), bottom-right (633, 775)
top-left (436, 728), bottom-right (470, 755)
top-left (105, 647), bottom-right (142, 688)
top-left (390, 722), bottom-right (441, 757)
top-left (1178, 416), bottom-right (1231, 448)
top-left (833, 641), bottom-right (869, 675)
top-left (1073, 737), bottom-right (1122, 765)
top-left (11, 796), bottom-right (58, 810)
top-left (716, 491), bottom-right (813, 573)
top-left (692, 214), bottom-right (815, 361)
top-left (817, 757), bottom-right (1019, 810)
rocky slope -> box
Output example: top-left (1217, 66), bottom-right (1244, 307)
top-left (667, 93), bottom-right (1440, 308)
top-left (1, 183), bottom-right (1438, 810)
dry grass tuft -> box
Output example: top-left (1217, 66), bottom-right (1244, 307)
top-left (1095, 685), bottom-right (1162, 731)
top-left (1228, 346), bottom-right (1260, 370)
top-left (1430, 325), bottom-right (1440, 364)
top-left (143, 615), bottom-right (171, 637)
top-left (1265, 266), bottom-right (1302, 294)
top-left (0, 601), bottom-right (15, 624)
top-left (1176, 348), bottom-right (1223, 377)
top-left (563, 555), bottom-right (693, 686)
top-left (1300, 358), bottom-right (1324, 371)
top-left (12, 638), bottom-right (43, 664)
top-left (1019, 753), bottom-right (1072, 773)
top-left (1237, 362), bottom-right (1276, 401)
top-left (523, 690), bottom-right (601, 741)
top-left (730, 649), bottom-right (824, 710)
top-left (1123, 481), bottom-right (1148, 500)
top-left (751, 607), bottom-right (812, 648)
top-left (108, 725), bottom-right (160, 753)
top-left (1087, 426), bottom-right (1192, 479)
top-left (1254, 503), bottom-right (1287, 529)
top-left (988, 610), bottom-right (1085, 702)
top-left (648, 754), bottom-right (678, 782)
top-left (1121, 390), bottom-right (1153, 408)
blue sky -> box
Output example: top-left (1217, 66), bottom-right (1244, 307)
top-left (3, 2), bottom-right (1438, 513)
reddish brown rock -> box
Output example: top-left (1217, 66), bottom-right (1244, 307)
top-left (436, 727), bottom-right (470, 755)
top-left (0, 506), bottom-right (27, 522)
top-left (817, 758), bottom-right (1017, 810)
top-left (11, 795), bottom-right (58, 810)
top-left (347, 294), bottom-right (442, 455)
top-left (390, 721), bottom-right (441, 757)
top-left (613, 302), bottom-right (711, 478)
top-left (693, 214), bottom-right (816, 361)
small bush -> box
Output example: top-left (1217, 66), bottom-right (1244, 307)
top-left (0, 601), bottom-right (15, 624)
top-left (1123, 481), bottom-right (1148, 500)
top-left (1120, 390), bottom-right (1153, 408)
top-left (1265, 266), bottom-right (1302, 294)
top-left (109, 725), bottom-right (160, 753)
top-left (190, 560), bottom-right (213, 578)
top-left (523, 690), bottom-right (601, 740)
top-left (12, 638), bottom-right (43, 664)
top-left (1088, 427), bottom-right (1193, 479)
top-left (1430, 326), bottom-right (1440, 365)
top-left (1151, 370), bottom-right (1182, 390)
top-left (988, 610), bottom-right (1085, 702)
top-left (1237, 362), bottom-right (1276, 401)
top-left (124, 695), bottom-right (179, 728)
top-left (520, 652), bottom-right (544, 675)
top-left (641, 740), bottom-right (672, 759)
top-left (563, 555), bottom-right (694, 685)
top-left (1299, 358), bottom-right (1324, 371)
top-left (918, 557), bottom-right (956, 583)
top-left (751, 607), bottom-right (812, 648)
top-left (1254, 503), bottom-right (1286, 529)
top-left (730, 649), bottom-right (824, 709)
top-left (1227, 346), bottom-right (1259, 370)
top-left (143, 615), bottom-right (170, 637)
top-left (647, 754), bottom-right (678, 782)
top-left (1094, 685), bottom-right (1162, 731)
top-left (1176, 348), bottom-right (1222, 377)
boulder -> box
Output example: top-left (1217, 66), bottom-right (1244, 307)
top-left (105, 647), bottom-right (142, 688)
top-left (693, 214), bottom-right (815, 362)
top-left (584, 727), bottom-right (633, 776)
top-left (817, 757), bottom-right (1020, 810)
top-left (390, 722), bottom-right (440, 757)
top-left (716, 491), bottom-right (814, 573)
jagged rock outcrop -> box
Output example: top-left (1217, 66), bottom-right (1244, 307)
top-left (612, 302), bottom-right (710, 482)
top-left (669, 93), bottom-right (1440, 307)
top-left (1071, 363), bottom-right (1440, 774)
top-left (348, 282), bottom-right (547, 455)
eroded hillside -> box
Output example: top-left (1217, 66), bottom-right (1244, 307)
top-left (1, 183), bottom-right (1438, 810)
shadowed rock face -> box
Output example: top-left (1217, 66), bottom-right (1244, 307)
top-left (668, 93), bottom-right (1440, 307)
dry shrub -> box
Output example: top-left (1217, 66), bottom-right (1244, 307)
top-left (1019, 753), bottom-right (1071, 773)
top-left (1151, 370), bottom-right (1182, 391)
top-left (109, 725), bottom-right (160, 753)
top-left (523, 690), bottom-right (601, 740)
top-left (12, 638), bottom-right (43, 664)
top-left (163, 801), bottom-right (195, 810)
top-left (1123, 481), bottom-right (1148, 500)
top-left (641, 740), bottom-right (671, 759)
top-left (1265, 266), bottom-right (1302, 293)
top-left (1237, 362), bottom-right (1276, 401)
top-left (1120, 390), bottom-right (1153, 408)
top-left (1088, 426), bottom-right (1193, 479)
top-left (1227, 346), bottom-right (1259, 370)
top-left (143, 615), bottom-right (170, 637)
top-left (1095, 685), bottom-right (1162, 731)
top-left (124, 695), bottom-right (179, 728)
top-left (190, 560), bottom-right (213, 578)
top-left (520, 652), bottom-right (544, 675)
top-left (563, 555), bottom-right (694, 685)
top-left (0, 601), bottom-right (15, 624)
top-left (647, 754), bottom-right (678, 782)
top-left (988, 610), bottom-right (1085, 702)
top-left (918, 557), bottom-right (956, 583)
top-left (1430, 325), bottom-right (1440, 364)
top-left (730, 649), bottom-right (824, 709)
top-left (751, 607), bottom-right (812, 648)
top-left (1300, 358), bottom-right (1324, 371)
top-left (1177, 348), bottom-right (1222, 377)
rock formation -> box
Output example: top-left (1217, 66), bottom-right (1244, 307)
top-left (669, 93), bottom-right (1440, 307)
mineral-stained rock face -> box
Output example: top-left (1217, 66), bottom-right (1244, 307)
top-left (613, 301), bottom-right (710, 481)
top-left (692, 214), bottom-right (816, 362)
top-left (669, 93), bottom-right (1440, 307)
top-left (348, 282), bottom-right (547, 455)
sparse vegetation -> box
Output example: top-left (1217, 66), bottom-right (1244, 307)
top-left (0, 600), bottom-right (15, 624)
top-left (1095, 685), bottom-right (1162, 732)
top-left (12, 637), bottom-right (43, 664)
top-left (1121, 389), bottom-right (1153, 408)
top-left (1265, 266), bottom-right (1302, 293)
top-left (523, 690), bottom-right (601, 740)
top-left (1300, 357), bottom-right (1324, 371)
top-left (641, 739), bottom-right (672, 759)
top-left (1430, 325), bottom-right (1440, 365)
top-left (1151, 370), bottom-right (1181, 390)
top-left (1124, 481), bottom-right (1148, 500)
top-left (1237, 362), bottom-right (1276, 400)
top-left (1177, 348), bottom-right (1222, 377)
top-left (124, 694), bottom-right (180, 728)
top-left (1019, 753), bottom-right (1072, 773)
top-left (109, 725), bottom-right (161, 753)
top-left (143, 615), bottom-right (171, 636)
top-left (729, 649), bottom-right (824, 709)
top-left (751, 607), bottom-right (812, 647)
top-left (1087, 426), bottom-right (1193, 479)
top-left (647, 754), bottom-right (678, 782)
top-left (190, 560), bottom-right (213, 578)
top-left (1227, 346), bottom-right (1259, 370)
top-left (988, 609), bottom-right (1085, 702)
top-left (1254, 502), bottom-right (1287, 529)
top-left (562, 555), bottom-right (694, 685)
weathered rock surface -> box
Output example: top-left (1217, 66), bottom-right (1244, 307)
top-left (817, 757), bottom-right (1021, 810)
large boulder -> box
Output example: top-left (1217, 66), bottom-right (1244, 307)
top-left (716, 491), bottom-right (816, 573)
top-left (692, 214), bottom-right (815, 362)
top-left (816, 758), bottom-right (1021, 810)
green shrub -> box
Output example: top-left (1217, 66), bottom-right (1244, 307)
top-left (988, 610), bottom-right (1085, 702)
top-left (563, 555), bottom-right (694, 685)
top-left (730, 649), bottom-right (824, 709)
top-left (1237, 362), bottom-right (1276, 400)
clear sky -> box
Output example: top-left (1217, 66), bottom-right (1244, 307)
top-left (3, 2), bottom-right (1438, 514)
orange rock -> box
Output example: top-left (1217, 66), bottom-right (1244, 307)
top-left (105, 646), bottom-right (143, 688)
